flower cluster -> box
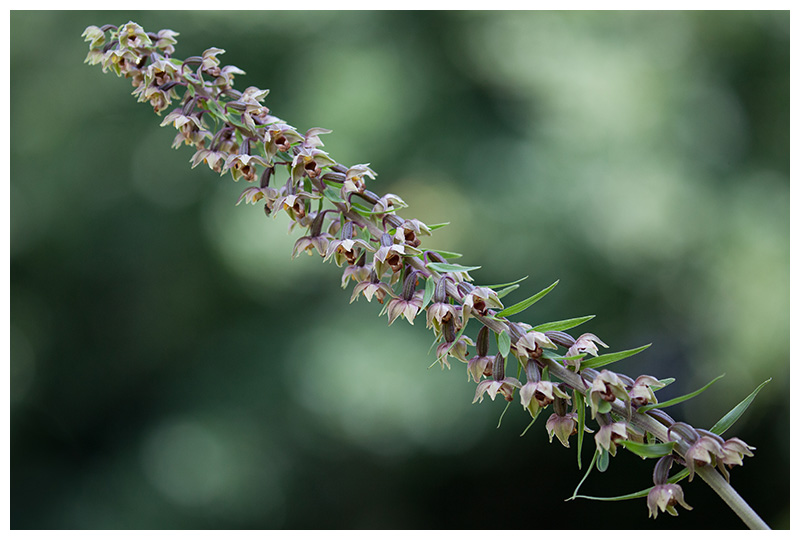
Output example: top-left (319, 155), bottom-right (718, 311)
top-left (84, 23), bottom-right (762, 524)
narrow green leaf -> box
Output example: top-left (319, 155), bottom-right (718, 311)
top-left (497, 330), bottom-right (511, 358)
top-left (576, 390), bottom-right (586, 470)
top-left (596, 447), bottom-right (610, 472)
top-left (710, 378), bottom-right (771, 436)
top-left (495, 284), bottom-right (520, 299)
top-left (484, 276), bottom-right (529, 289)
top-left (571, 469), bottom-right (690, 502)
top-left (567, 449), bottom-right (599, 501)
top-left (658, 377), bottom-right (676, 389)
top-left (617, 440), bottom-right (675, 459)
top-left (496, 280), bottom-right (559, 318)
top-left (542, 349), bottom-right (585, 365)
top-left (520, 412), bottom-right (540, 437)
top-left (638, 374), bottom-right (726, 413)
top-left (323, 187), bottom-right (344, 204)
top-left (428, 222), bottom-right (450, 231)
top-left (533, 315), bottom-right (596, 333)
top-left (421, 276), bottom-right (436, 310)
top-left (427, 249), bottom-right (463, 259)
top-left (497, 401), bottom-right (511, 429)
top-left (579, 344), bottom-right (652, 370)
top-left (427, 262), bottom-right (481, 274)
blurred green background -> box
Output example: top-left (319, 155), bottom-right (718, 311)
top-left (10, 10), bottom-right (788, 529)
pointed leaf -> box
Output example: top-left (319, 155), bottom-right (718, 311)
top-left (428, 222), bottom-right (450, 231)
top-left (497, 330), bottom-right (511, 358)
top-left (580, 344), bottom-right (652, 370)
top-left (427, 262), bottom-right (481, 274)
top-left (427, 249), bottom-right (462, 259)
top-left (566, 449), bottom-right (599, 501)
top-left (638, 374), bottom-right (726, 413)
top-left (617, 440), bottom-right (675, 459)
top-left (497, 401), bottom-right (511, 429)
top-left (575, 390), bottom-right (586, 469)
top-left (495, 284), bottom-right (520, 299)
top-left (533, 315), bottom-right (596, 333)
top-left (658, 377), bottom-right (676, 389)
top-left (496, 280), bottom-right (559, 318)
top-left (484, 276), bottom-right (529, 289)
top-left (421, 276), bottom-right (436, 309)
top-left (571, 469), bottom-right (690, 502)
top-left (710, 378), bottom-right (771, 436)
top-left (323, 186), bottom-right (344, 204)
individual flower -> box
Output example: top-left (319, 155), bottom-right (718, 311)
top-left (273, 192), bottom-right (320, 222)
top-left (685, 437), bottom-right (723, 481)
top-left (342, 163), bottom-right (377, 195)
top-left (629, 375), bottom-right (665, 408)
top-left (341, 261), bottom-right (372, 289)
top-left (326, 237), bottom-right (374, 267)
top-left (467, 354), bottom-right (493, 383)
top-left (668, 423), bottom-right (724, 481)
top-left (588, 369), bottom-right (629, 418)
top-left (647, 456), bottom-right (692, 518)
top-left (263, 122), bottom-right (303, 161)
top-left (393, 219), bottom-right (431, 248)
top-left (594, 421), bottom-right (628, 456)
top-left (117, 21), bottom-right (152, 51)
top-left (373, 234), bottom-right (407, 277)
top-left (302, 127), bottom-right (333, 149)
top-left (460, 286), bottom-right (503, 327)
top-left (200, 47), bottom-right (226, 74)
top-left (647, 483), bottom-right (692, 519)
top-left (426, 301), bottom-right (459, 334)
top-left (351, 278), bottom-right (394, 304)
top-left (154, 29), bottom-right (179, 55)
top-left (434, 321), bottom-right (474, 369)
top-left (291, 145), bottom-right (336, 182)
top-left (520, 379), bottom-right (570, 419)
top-left (235, 186), bottom-right (279, 207)
top-left (190, 147), bottom-right (227, 173)
top-left (719, 437), bottom-right (755, 468)
top-left (371, 193), bottom-right (407, 214)
top-left (384, 290), bottom-right (424, 325)
top-left (546, 411), bottom-right (582, 448)
top-left (514, 330), bottom-right (557, 361)
top-left (292, 212), bottom-right (334, 258)
top-left (566, 332), bottom-right (608, 358)
top-left (519, 361), bottom-right (569, 418)
top-left (82, 25), bottom-right (106, 50)
top-left (223, 150), bottom-right (268, 182)
top-left (473, 354), bottom-right (522, 403)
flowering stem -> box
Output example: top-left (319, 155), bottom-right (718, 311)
top-left (82, 22), bottom-right (771, 528)
top-left (543, 358), bottom-right (770, 530)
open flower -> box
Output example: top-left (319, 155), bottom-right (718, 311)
top-left (291, 145), bottom-right (336, 182)
top-left (514, 330), bottom-right (556, 361)
top-left (595, 421), bottom-right (628, 456)
top-left (223, 152), bottom-right (268, 182)
top-left (460, 286), bottom-right (503, 327)
top-left (385, 290), bottom-right (424, 325)
top-left (545, 411), bottom-right (589, 448)
top-left (393, 219), bottom-right (431, 248)
top-left (647, 483), bottom-right (692, 519)
top-left (473, 354), bottom-right (521, 403)
top-left (720, 437), bottom-right (755, 468)
top-left (342, 163), bottom-right (377, 195)
top-left (520, 379), bottom-right (569, 418)
top-left (566, 332), bottom-right (608, 358)
top-left (629, 375), bottom-right (665, 407)
top-left (589, 370), bottom-right (629, 418)
top-left (235, 186), bottom-right (278, 207)
top-left (326, 237), bottom-right (374, 267)
top-left (467, 354), bottom-right (493, 383)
